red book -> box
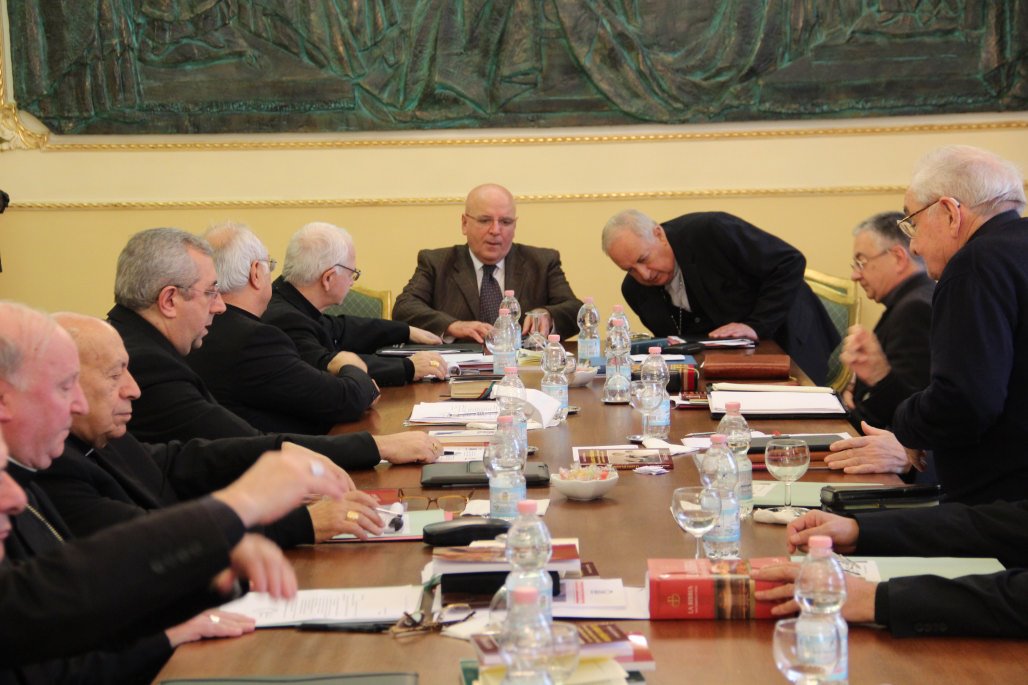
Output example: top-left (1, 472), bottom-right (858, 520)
top-left (647, 557), bottom-right (788, 620)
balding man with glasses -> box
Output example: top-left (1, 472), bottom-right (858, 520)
top-left (828, 145), bottom-right (1028, 504)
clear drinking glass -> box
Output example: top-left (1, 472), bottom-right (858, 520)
top-left (773, 617), bottom-right (841, 685)
top-left (670, 486), bottom-right (721, 559)
top-left (546, 622), bottom-right (580, 685)
top-left (628, 380), bottom-right (662, 439)
top-left (764, 438), bottom-right (811, 519)
top-left (523, 311), bottom-right (548, 351)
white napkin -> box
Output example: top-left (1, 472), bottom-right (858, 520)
top-left (633, 465), bottom-right (670, 475)
top-left (641, 437), bottom-right (697, 455)
top-left (753, 508), bottom-right (801, 525)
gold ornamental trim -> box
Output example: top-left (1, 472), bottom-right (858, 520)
top-left (11, 185), bottom-right (908, 210)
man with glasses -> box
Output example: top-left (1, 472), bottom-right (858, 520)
top-left (264, 222), bottom-right (447, 387)
top-left (836, 212), bottom-right (934, 438)
top-left (393, 184), bottom-right (583, 343)
top-left (187, 222), bottom-right (380, 433)
top-left (830, 145), bottom-right (1028, 504)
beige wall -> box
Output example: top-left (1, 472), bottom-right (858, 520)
top-left (1, 113), bottom-right (1027, 333)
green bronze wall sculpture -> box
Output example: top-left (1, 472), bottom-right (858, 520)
top-left (8, 1), bottom-right (1027, 135)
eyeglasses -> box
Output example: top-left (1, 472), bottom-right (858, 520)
top-left (334, 263), bottom-right (361, 282)
top-left (850, 250), bottom-right (890, 272)
top-left (397, 489), bottom-right (469, 513)
top-left (465, 214), bottom-right (517, 229)
top-left (389, 604), bottom-right (476, 637)
top-left (175, 285), bottom-right (221, 302)
top-left (897, 199), bottom-right (942, 238)
top-left (258, 257), bottom-right (278, 273)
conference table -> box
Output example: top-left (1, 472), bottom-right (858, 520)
top-left (156, 349), bottom-right (1026, 684)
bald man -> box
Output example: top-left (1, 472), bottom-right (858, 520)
top-left (393, 183), bottom-right (583, 342)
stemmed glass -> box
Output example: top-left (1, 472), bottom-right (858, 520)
top-left (670, 486), bottom-right (722, 559)
top-left (523, 311), bottom-right (548, 351)
top-left (628, 380), bottom-right (662, 440)
top-left (546, 622), bottom-right (581, 685)
top-left (764, 438), bottom-right (810, 519)
top-left (773, 617), bottom-right (841, 684)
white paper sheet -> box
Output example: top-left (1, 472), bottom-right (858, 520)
top-left (219, 586), bottom-right (423, 628)
top-left (709, 390), bottom-right (846, 415)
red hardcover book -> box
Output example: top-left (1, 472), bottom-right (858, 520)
top-left (647, 557), bottom-right (788, 619)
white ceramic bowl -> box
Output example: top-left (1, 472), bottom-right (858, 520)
top-left (568, 366), bottom-right (598, 387)
top-left (550, 468), bottom-right (619, 501)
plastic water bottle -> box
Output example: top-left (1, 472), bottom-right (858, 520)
top-left (699, 434), bottom-right (741, 560)
top-left (639, 347), bottom-right (671, 439)
top-left (603, 319), bottom-right (631, 403)
top-left (485, 415), bottom-right (526, 520)
top-left (795, 535), bottom-right (849, 684)
top-left (501, 291), bottom-right (523, 350)
top-left (717, 401), bottom-right (753, 518)
top-left (495, 366), bottom-right (529, 448)
top-left (491, 308), bottom-right (519, 374)
top-left (541, 334), bottom-right (569, 422)
top-left (606, 304), bottom-right (630, 336)
top-left (576, 297), bottom-right (602, 367)
top-left (505, 500), bottom-right (553, 620)
top-left (499, 586), bottom-right (554, 685)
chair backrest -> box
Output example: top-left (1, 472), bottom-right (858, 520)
top-left (324, 286), bottom-right (393, 320)
top-left (804, 269), bottom-right (860, 392)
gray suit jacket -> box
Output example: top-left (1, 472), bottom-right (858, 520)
top-left (393, 243), bottom-right (583, 339)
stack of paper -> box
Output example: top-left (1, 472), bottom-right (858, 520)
top-left (709, 389), bottom-right (846, 416)
top-left (219, 586), bottom-right (423, 628)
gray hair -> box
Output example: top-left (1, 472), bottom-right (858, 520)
top-left (909, 145), bottom-right (1026, 216)
top-left (282, 222), bottom-right (353, 286)
top-left (853, 211), bottom-right (923, 267)
top-left (114, 228), bottom-right (213, 310)
top-left (601, 209), bottom-right (659, 254)
top-left (204, 221), bottom-right (268, 293)
top-left (0, 301), bottom-right (57, 389)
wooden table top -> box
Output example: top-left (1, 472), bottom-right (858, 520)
top-left (156, 351), bottom-right (1028, 684)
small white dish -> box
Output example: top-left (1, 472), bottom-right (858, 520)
top-left (550, 467), bottom-right (619, 501)
top-left (568, 366), bottom-right (598, 387)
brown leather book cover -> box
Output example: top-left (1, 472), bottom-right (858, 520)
top-left (701, 353), bottom-right (791, 379)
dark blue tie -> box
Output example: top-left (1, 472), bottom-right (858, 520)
top-left (479, 264), bottom-right (501, 324)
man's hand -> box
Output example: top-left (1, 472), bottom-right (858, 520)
top-left (213, 443), bottom-right (354, 528)
top-left (522, 308), bottom-right (553, 337)
top-left (824, 422), bottom-right (913, 474)
top-left (213, 533), bottom-right (297, 599)
top-left (752, 563), bottom-right (878, 623)
top-left (840, 324), bottom-right (890, 386)
top-left (708, 322), bottom-right (758, 340)
top-left (308, 491), bottom-right (385, 542)
top-left (165, 609), bottom-right (256, 647)
top-left (409, 326), bottom-right (443, 345)
top-left (327, 351), bottom-right (367, 376)
top-left (409, 351), bottom-right (449, 381)
top-left (373, 431), bottom-right (441, 464)
top-left (785, 510), bottom-right (860, 554)
top-left (841, 376), bottom-right (856, 411)
top-left (446, 320), bottom-right (493, 343)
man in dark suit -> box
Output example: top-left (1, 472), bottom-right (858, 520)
top-left (393, 183), bottom-right (584, 342)
top-left (188, 222), bottom-right (379, 433)
top-left (108, 227), bottom-right (442, 463)
top-left (263, 222), bottom-right (448, 387)
top-left (754, 505), bottom-right (1028, 638)
top-left (0, 301), bottom-right (352, 683)
top-left (602, 209), bottom-right (840, 385)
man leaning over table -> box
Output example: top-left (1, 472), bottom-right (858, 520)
top-left (752, 505), bottom-right (1028, 638)
top-left (822, 146), bottom-right (1028, 504)
top-left (187, 221), bottom-right (379, 434)
top-left (107, 227), bottom-right (441, 464)
top-left (0, 301), bottom-right (352, 683)
top-left (263, 221), bottom-right (448, 386)
top-left (392, 183), bottom-right (583, 342)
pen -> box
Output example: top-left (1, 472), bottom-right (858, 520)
top-left (298, 621), bottom-right (394, 633)
top-left (684, 431), bottom-right (715, 437)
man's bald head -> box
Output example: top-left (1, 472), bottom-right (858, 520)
top-left (461, 184), bottom-right (518, 265)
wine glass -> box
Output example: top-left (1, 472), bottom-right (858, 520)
top-left (523, 311), bottom-right (548, 351)
top-left (670, 486), bottom-right (721, 559)
top-left (764, 438), bottom-right (810, 518)
top-left (773, 617), bottom-right (841, 684)
top-left (546, 622), bottom-right (581, 685)
top-left (628, 380), bottom-right (662, 440)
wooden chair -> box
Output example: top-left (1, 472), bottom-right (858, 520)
top-left (324, 286), bottom-right (393, 319)
top-left (804, 269), bottom-right (860, 392)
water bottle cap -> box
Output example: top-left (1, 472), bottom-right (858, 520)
top-left (504, 290), bottom-right (515, 297)
top-left (808, 535), bottom-right (833, 550)
top-left (548, 334), bottom-right (561, 342)
top-left (504, 366), bottom-right (518, 374)
top-left (497, 415), bottom-right (514, 425)
top-left (499, 308), bottom-right (510, 316)
top-left (585, 296), bottom-right (594, 303)
top-left (613, 304), bottom-right (623, 313)
top-left (725, 401), bottom-right (742, 412)
top-left (511, 586), bottom-right (539, 604)
top-left (710, 433), bottom-right (727, 444)
top-left (648, 346), bottom-right (662, 354)
top-left (612, 319), bottom-right (625, 327)
top-left (516, 500), bottom-right (537, 514)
